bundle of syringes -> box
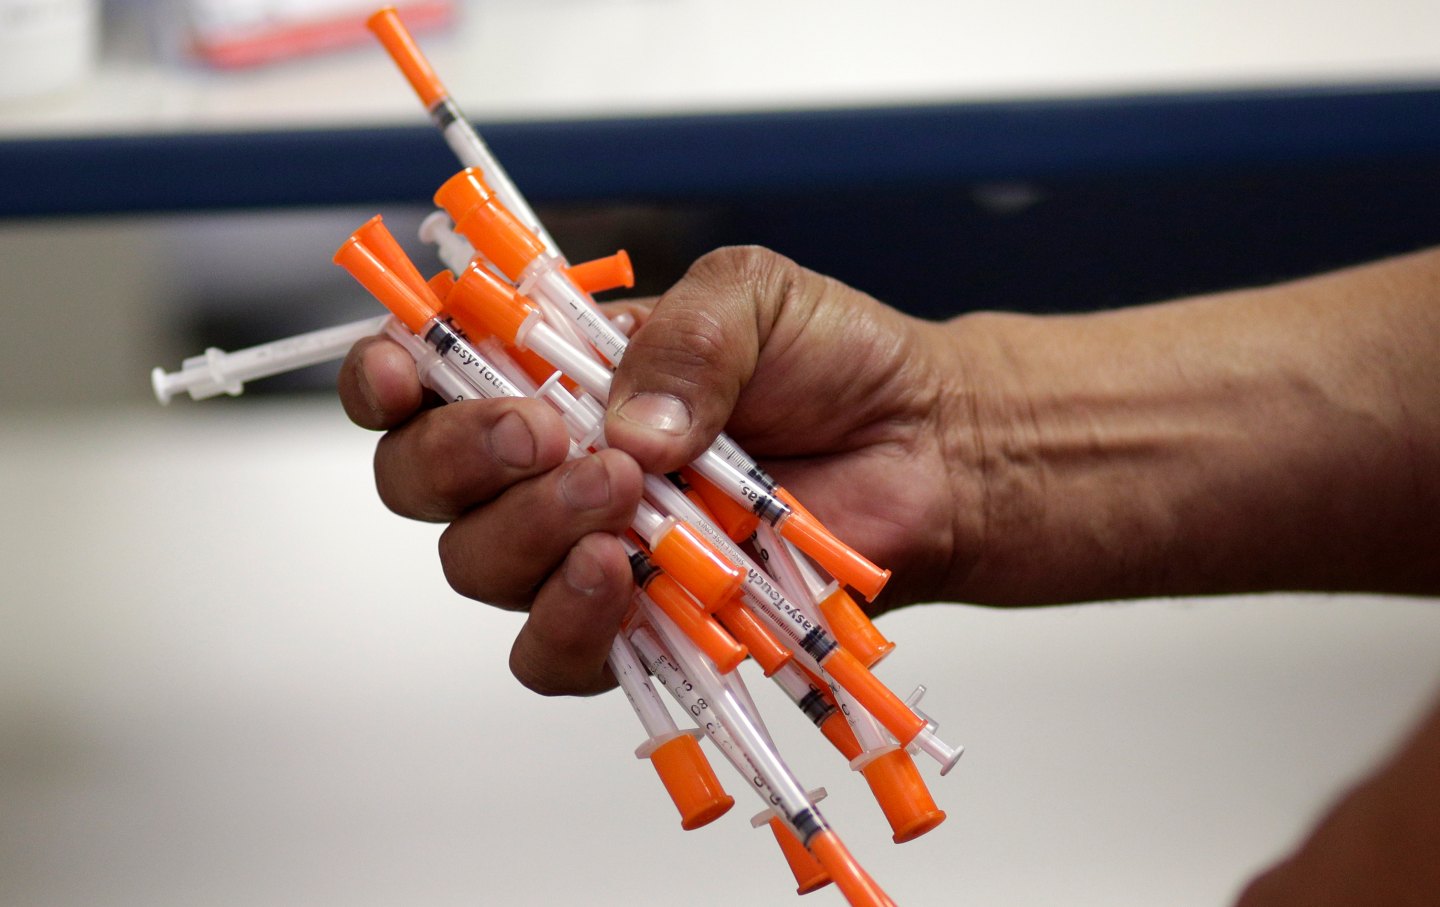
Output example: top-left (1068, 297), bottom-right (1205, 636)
top-left (150, 9), bottom-right (964, 906)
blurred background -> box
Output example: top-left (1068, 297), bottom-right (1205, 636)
top-left (3, 1), bottom-right (1440, 905)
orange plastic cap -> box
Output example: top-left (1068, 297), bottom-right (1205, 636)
top-left (807, 830), bottom-right (897, 907)
top-left (683, 467), bottom-right (761, 543)
top-left (650, 522), bottom-right (743, 611)
top-left (779, 509), bottom-right (891, 602)
top-left (715, 597), bottom-right (792, 676)
top-left (647, 574), bottom-right (747, 673)
top-left (333, 237), bottom-right (437, 334)
top-left (819, 711), bottom-right (863, 761)
top-left (367, 7), bottom-right (448, 109)
top-left (818, 586), bottom-right (895, 668)
top-left (354, 215), bottom-right (431, 301)
top-left (448, 264), bottom-right (535, 344)
top-left (648, 734), bottom-right (734, 831)
top-left (823, 648), bottom-right (926, 746)
top-left (566, 249), bottom-right (634, 295)
top-left (455, 201), bottom-right (546, 281)
top-left (433, 168), bottom-right (494, 221)
top-left (426, 269), bottom-right (456, 302)
top-left (860, 749), bottom-right (947, 844)
top-left (768, 817), bottom-right (831, 895)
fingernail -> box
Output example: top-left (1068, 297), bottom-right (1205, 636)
top-left (564, 543), bottom-right (607, 595)
top-left (615, 393), bottom-right (691, 435)
top-left (559, 455), bottom-right (612, 510)
top-left (489, 411), bottom-right (536, 468)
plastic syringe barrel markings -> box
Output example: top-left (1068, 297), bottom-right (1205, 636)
top-left (609, 633), bottom-right (734, 831)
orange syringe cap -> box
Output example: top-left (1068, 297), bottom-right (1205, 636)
top-left (646, 573), bottom-right (747, 673)
top-left (333, 236), bottom-right (438, 335)
top-left (433, 167), bottom-right (494, 217)
top-left (566, 250), bottom-right (634, 296)
top-left (354, 215), bottom-right (432, 302)
top-left (817, 585), bottom-right (895, 668)
top-left (434, 168), bottom-right (547, 281)
top-left (860, 748), bottom-right (947, 844)
top-left (767, 817), bottom-right (832, 895)
top-left (807, 830), bottom-right (897, 907)
top-left (366, 6), bottom-right (448, 109)
top-left (714, 597), bottom-right (792, 676)
top-left (448, 263), bottom-right (536, 344)
top-left (647, 733), bottom-right (734, 831)
top-left (823, 647), bottom-right (926, 746)
top-left (682, 467), bottom-right (761, 543)
top-left (426, 269), bottom-right (456, 302)
top-left (650, 521), bottom-right (743, 612)
top-left (778, 505), bottom-right (891, 602)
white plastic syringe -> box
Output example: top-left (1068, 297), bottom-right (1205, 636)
top-left (366, 7), bottom-right (557, 257)
top-left (629, 617), bottom-right (837, 895)
top-left (151, 314), bottom-right (389, 404)
top-left (608, 632), bottom-right (735, 831)
top-left (635, 604), bottom-right (897, 907)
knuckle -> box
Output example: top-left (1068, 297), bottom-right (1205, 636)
top-left (641, 306), bottom-right (731, 388)
top-left (689, 244), bottom-right (791, 291)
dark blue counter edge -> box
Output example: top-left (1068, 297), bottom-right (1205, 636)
top-left (4, 83), bottom-right (1440, 217)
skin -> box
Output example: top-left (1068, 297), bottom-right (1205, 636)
top-left (338, 244), bottom-right (1440, 904)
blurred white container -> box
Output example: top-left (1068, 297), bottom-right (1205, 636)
top-left (0, 0), bottom-right (98, 102)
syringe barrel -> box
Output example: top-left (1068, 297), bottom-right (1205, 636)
top-left (384, 320), bottom-right (474, 403)
top-left (629, 626), bottom-right (773, 799)
top-left (609, 634), bottom-right (677, 742)
top-left (524, 261), bottom-right (629, 367)
top-left (645, 604), bottom-right (826, 846)
top-left (419, 319), bottom-right (524, 401)
top-left (524, 320), bottom-right (615, 402)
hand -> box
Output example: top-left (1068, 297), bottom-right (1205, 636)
top-left (338, 246), bottom-right (983, 694)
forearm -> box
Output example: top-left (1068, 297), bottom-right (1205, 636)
top-left (942, 247), bottom-right (1440, 604)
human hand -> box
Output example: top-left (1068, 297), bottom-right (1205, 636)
top-left (337, 246), bottom-right (983, 695)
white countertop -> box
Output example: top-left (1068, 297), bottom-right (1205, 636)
top-left (4, 0), bottom-right (1440, 139)
top-left (3, 400), bottom-right (1438, 906)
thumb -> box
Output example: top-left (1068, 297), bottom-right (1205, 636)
top-left (605, 246), bottom-right (794, 474)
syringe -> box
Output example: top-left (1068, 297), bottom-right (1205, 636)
top-left (151, 315), bottom-right (389, 404)
top-left (637, 603), bottom-right (897, 907)
top-left (366, 6), bottom-right (556, 256)
top-left (608, 632), bottom-right (735, 831)
top-left (624, 617), bottom-right (836, 893)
